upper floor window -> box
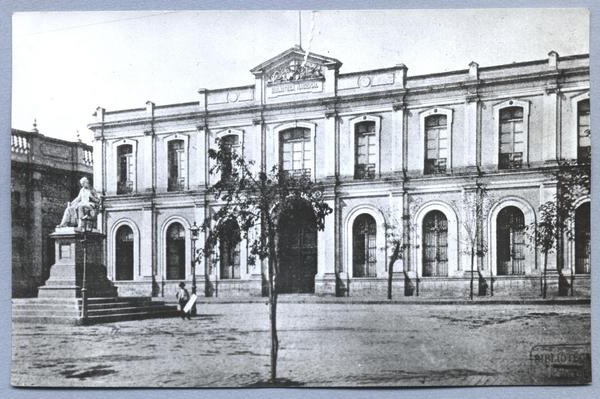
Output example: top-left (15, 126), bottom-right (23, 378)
top-left (354, 122), bottom-right (377, 179)
top-left (424, 115), bottom-right (448, 174)
top-left (280, 128), bottom-right (312, 178)
top-left (168, 140), bottom-right (186, 191)
top-left (117, 144), bottom-right (134, 194)
top-left (499, 107), bottom-right (525, 169)
top-left (577, 99), bottom-right (591, 164)
top-left (221, 134), bottom-right (240, 182)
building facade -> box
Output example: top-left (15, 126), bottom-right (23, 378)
top-left (11, 127), bottom-right (93, 297)
top-left (88, 47), bottom-right (590, 298)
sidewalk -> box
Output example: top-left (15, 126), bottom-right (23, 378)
top-left (155, 294), bottom-right (591, 306)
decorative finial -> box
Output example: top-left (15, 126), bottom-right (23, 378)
top-left (76, 130), bottom-right (81, 142)
top-left (32, 118), bottom-right (38, 133)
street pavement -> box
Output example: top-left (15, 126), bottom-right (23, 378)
top-left (12, 302), bottom-right (591, 387)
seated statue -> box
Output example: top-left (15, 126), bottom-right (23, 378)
top-left (58, 177), bottom-right (101, 229)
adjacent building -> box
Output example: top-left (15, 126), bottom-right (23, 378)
top-left (11, 126), bottom-right (93, 297)
top-left (87, 47), bottom-right (590, 298)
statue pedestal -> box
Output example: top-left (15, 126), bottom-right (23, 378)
top-left (38, 227), bottom-right (116, 298)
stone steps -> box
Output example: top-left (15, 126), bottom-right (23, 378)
top-left (12, 297), bottom-right (179, 325)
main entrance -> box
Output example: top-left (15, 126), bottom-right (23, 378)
top-left (278, 201), bottom-right (318, 293)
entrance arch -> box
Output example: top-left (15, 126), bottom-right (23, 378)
top-left (278, 200), bottom-right (318, 293)
top-left (496, 206), bottom-right (526, 275)
top-left (115, 225), bottom-right (134, 280)
top-left (166, 222), bottom-right (186, 280)
top-left (352, 214), bottom-right (377, 277)
top-left (422, 210), bottom-right (448, 277)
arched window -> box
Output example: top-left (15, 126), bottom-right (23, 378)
top-left (354, 121), bottom-right (377, 179)
top-left (575, 203), bottom-right (590, 274)
top-left (352, 214), bottom-right (377, 277)
top-left (220, 134), bottom-right (240, 182)
top-left (219, 218), bottom-right (241, 279)
top-left (115, 225), bottom-right (134, 280)
top-left (166, 223), bottom-right (185, 280)
top-left (496, 206), bottom-right (525, 275)
top-left (168, 140), bottom-right (186, 191)
top-left (577, 99), bottom-right (591, 164)
top-left (117, 144), bottom-right (134, 194)
top-left (424, 115), bottom-right (448, 174)
top-left (499, 107), bottom-right (525, 169)
top-left (422, 211), bottom-right (448, 277)
top-left (280, 127), bottom-right (312, 178)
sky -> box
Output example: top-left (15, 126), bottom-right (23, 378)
top-left (12, 9), bottom-right (590, 144)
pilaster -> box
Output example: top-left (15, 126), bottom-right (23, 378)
top-left (140, 205), bottom-right (154, 278)
top-left (391, 102), bottom-right (405, 173)
top-left (542, 88), bottom-right (559, 164)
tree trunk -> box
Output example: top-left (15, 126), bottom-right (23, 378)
top-left (470, 246), bottom-right (474, 300)
top-left (269, 275), bottom-right (278, 382)
top-left (267, 226), bottom-right (279, 383)
top-left (490, 265), bottom-right (494, 297)
top-left (543, 250), bottom-right (548, 299)
top-left (387, 242), bottom-right (400, 300)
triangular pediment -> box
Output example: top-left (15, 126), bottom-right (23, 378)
top-left (250, 45), bottom-right (342, 82)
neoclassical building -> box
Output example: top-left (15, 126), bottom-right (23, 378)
top-left (87, 46), bottom-right (590, 298)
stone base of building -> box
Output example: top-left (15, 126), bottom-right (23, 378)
top-left (315, 274), bottom-right (338, 296)
top-left (213, 278), bottom-right (263, 297)
top-left (114, 280), bottom-right (157, 297)
top-left (115, 277), bottom-right (265, 298)
top-left (571, 274), bottom-right (591, 297)
top-left (108, 273), bottom-right (590, 299)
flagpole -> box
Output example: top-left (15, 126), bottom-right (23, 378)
top-left (298, 10), bottom-right (302, 49)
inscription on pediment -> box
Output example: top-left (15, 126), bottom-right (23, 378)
top-left (267, 79), bottom-right (323, 98)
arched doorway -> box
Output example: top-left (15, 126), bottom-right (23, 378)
top-left (278, 200), bottom-right (318, 293)
top-left (575, 203), bottom-right (590, 274)
top-left (115, 225), bottom-right (134, 280)
top-left (496, 206), bottom-right (525, 275)
top-left (422, 210), bottom-right (448, 277)
top-left (352, 214), bottom-right (377, 277)
top-left (166, 223), bottom-right (185, 280)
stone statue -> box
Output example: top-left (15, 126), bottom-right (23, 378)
top-left (58, 177), bottom-right (101, 228)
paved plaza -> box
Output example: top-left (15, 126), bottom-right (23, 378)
top-left (12, 302), bottom-right (591, 387)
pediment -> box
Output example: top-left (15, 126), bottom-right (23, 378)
top-left (250, 45), bottom-right (342, 83)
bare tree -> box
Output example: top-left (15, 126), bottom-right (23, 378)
top-left (528, 161), bottom-right (590, 298)
top-left (383, 192), bottom-right (419, 300)
top-left (527, 201), bottom-right (557, 298)
top-left (383, 195), bottom-right (403, 300)
top-left (453, 181), bottom-right (489, 300)
top-left (200, 139), bottom-right (332, 383)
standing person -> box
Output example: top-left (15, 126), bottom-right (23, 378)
top-left (176, 282), bottom-right (191, 320)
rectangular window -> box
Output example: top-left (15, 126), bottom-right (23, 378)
top-left (499, 107), bottom-right (525, 169)
top-left (354, 122), bottom-right (377, 179)
top-left (168, 140), bottom-right (186, 191)
top-left (578, 99), bottom-right (590, 164)
top-left (424, 115), bottom-right (448, 174)
top-left (117, 144), bottom-right (134, 194)
top-left (280, 128), bottom-right (311, 177)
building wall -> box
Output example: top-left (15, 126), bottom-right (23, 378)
top-left (88, 48), bottom-right (590, 298)
top-left (11, 129), bottom-right (93, 297)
